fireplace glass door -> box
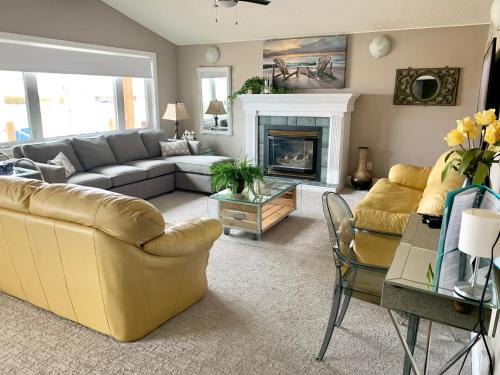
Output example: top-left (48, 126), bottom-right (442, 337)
top-left (264, 126), bottom-right (322, 181)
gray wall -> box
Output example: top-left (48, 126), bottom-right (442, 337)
top-left (177, 25), bottom-right (489, 177)
top-left (0, 0), bottom-right (178, 134)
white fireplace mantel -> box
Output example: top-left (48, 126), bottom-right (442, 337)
top-left (239, 93), bottom-right (359, 189)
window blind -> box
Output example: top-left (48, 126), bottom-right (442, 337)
top-left (0, 38), bottom-right (154, 78)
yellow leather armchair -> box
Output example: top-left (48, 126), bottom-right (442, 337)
top-left (0, 177), bottom-right (222, 342)
top-left (353, 151), bottom-right (464, 235)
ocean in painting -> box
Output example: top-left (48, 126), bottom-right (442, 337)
top-left (263, 35), bottom-right (347, 89)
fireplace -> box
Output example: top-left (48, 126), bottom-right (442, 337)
top-left (264, 125), bottom-right (322, 181)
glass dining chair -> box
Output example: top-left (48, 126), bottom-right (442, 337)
top-left (317, 191), bottom-right (401, 361)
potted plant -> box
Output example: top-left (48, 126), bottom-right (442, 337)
top-left (442, 108), bottom-right (500, 185)
top-left (227, 76), bottom-right (265, 103)
top-left (209, 157), bottom-right (264, 194)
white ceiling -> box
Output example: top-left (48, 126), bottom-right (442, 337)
top-left (101, 0), bottom-right (492, 45)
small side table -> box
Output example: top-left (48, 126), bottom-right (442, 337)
top-left (381, 214), bottom-right (498, 375)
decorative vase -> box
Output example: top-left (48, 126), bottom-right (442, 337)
top-left (351, 146), bottom-right (373, 190)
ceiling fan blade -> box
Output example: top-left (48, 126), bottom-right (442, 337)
top-left (239, 0), bottom-right (271, 5)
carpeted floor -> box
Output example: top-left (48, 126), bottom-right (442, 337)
top-left (0, 187), bottom-right (471, 374)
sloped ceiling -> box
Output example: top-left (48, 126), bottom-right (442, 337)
top-left (101, 0), bottom-right (491, 45)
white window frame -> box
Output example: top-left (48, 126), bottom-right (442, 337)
top-left (0, 32), bottom-right (160, 147)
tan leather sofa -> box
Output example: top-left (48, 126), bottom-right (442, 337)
top-left (353, 151), bottom-right (464, 236)
top-left (0, 177), bottom-right (222, 341)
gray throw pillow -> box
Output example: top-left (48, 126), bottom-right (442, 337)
top-left (140, 130), bottom-right (168, 158)
top-left (22, 139), bottom-right (84, 172)
top-left (107, 132), bottom-right (149, 163)
top-left (160, 140), bottom-right (191, 158)
top-left (71, 136), bottom-right (117, 170)
top-left (48, 152), bottom-right (77, 178)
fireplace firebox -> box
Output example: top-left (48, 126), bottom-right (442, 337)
top-left (264, 125), bottom-right (322, 181)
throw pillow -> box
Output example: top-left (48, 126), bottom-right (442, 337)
top-left (159, 140), bottom-right (191, 158)
top-left (48, 152), bottom-right (77, 177)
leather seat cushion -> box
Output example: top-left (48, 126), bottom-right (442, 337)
top-left (89, 165), bottom-right (147, 187)
top-left (353, 179), bottom-right (423, 235)
top-left (67, 172), bottom-right (112, 190)
top-left (165, 155), bottom-right (233, 175)
top-left (29, 183), bottom-right (165, 246)
top-left (353, 231), bottom-right (401, 268)
top-left (124, 159), bottom-right (175, 179)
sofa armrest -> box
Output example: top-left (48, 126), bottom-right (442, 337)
top-left (16, 159), bottom-right (67, 183)
top-left (388, 164), bottom-right (432, 191)
top-left (142, 218), bottom-right (222, 257)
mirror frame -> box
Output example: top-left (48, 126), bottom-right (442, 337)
top-left (393, 67), bottom-right (460, 106)
top-left (197, 66), bottom-right (232, 136)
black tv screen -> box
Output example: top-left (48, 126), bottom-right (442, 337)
top-left (477, 37), bottom-right (498, 112)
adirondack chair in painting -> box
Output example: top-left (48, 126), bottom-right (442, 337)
top-left (273, 58), bottom-right (299, 80)
top-left (307, 56), bottom-right (334, 79)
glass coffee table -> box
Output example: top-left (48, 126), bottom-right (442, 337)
top-left (209, 178), bottom-right (300, 240)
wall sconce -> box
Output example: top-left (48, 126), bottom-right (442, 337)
top-left (369, 35), bottom-right (392, 59)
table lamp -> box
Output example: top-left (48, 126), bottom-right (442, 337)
top-left (163, 103), bottom-right (189, 139)
top-left (205, 100), bottom-right (227, 128)
top-left (454, 208), bottom-right (500, 301)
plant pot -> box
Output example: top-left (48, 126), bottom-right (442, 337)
top-left (351, 146), bottom-right (373, 190)
top-left (236, 181), bottom-right (245, 194)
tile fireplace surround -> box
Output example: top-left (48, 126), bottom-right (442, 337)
top-left (240, 94), bottom-right (359, 190)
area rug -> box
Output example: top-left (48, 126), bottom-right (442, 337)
top-left (0, 187), bottom-right (471, 374)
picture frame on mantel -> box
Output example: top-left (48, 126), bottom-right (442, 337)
top-left (197, 66), bottom-right (233, 136)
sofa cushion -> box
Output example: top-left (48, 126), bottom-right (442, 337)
top-left (22, 139), bottom-right (84, 172)
top-left (29, 183), bottom-right (165, 246)
top-left (140, 130), bottom-right (168, 158)
top-left (67, 172), bottom-right (112, 190)
top-left (107, 132), bottom-right (149, 163)
top-left (417, 151), bottom-right (465, 215)
top-left (353, 179), bottom-right (423, 235)
top-left (89, 165), bottom-right (147, 187)
top-left (48, 152), bottom-right (77, 178)
top-left (124, 159), bottom-right (175, 179)
top-left (388, 164), bottom-right (432, 191)
top-left (71, 136), bottom-right (117, 170)
top-left (160, 140), bottom-right (191, 157)
top-left (165, 155), bottom-right (233, 175)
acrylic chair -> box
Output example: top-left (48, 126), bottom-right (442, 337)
top-left (317, 191), bottom-right (401, 361)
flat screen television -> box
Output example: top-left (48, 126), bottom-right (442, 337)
top-left (477, 37), bottom-right (499, 112)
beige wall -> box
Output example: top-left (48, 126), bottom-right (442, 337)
top-left (0, 0), bottom-right (178, 133)
top-left (178, 25), bottom-right (489, 178)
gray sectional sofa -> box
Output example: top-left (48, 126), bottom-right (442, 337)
top-left (12, 129), bottom-right (232, 199)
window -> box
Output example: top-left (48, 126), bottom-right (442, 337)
top-left (123, 77), bottom-right (149, 129)
top-left (0, 70), bottom-right (155, 144)
top-left (37, 73), bottom-right (117, 138)
top-left (0, 71), bottom-right (30, 143)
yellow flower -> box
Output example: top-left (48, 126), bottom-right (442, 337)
top-left (456, 117), bottom-right (475, 134)
top-left (474, 109), bottom-right (496, 125)
top-left (445, 129), bottom-right (465, 147)
top-left (467, 125), bottom-right (481, 139)
top-left (485, 121), bottom-right (500, 145)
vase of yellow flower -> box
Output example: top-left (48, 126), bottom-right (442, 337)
top-left (442, 109), bottom-right (500, 185)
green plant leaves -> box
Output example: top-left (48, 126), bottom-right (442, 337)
top-left (209, 156), bottom-right (264, 194)
top-left (472, 162), bottom-right (489, 184)
top-left (441, 159), bottom-right (458, 182)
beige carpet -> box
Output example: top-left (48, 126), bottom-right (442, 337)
top-left (0, 187), bottom-right (471, 374)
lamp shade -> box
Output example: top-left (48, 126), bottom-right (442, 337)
top-left (163, 103), bottom-right (189, 121)
top-left (205, 100), bottom-right (227, 115)
top-left (458, 209), bottom-right (500, 258)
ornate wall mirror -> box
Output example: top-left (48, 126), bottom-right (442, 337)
top-left (197, 66), bottom-right (232, 135)
top-left (393, 67), bottom-right (460, 105)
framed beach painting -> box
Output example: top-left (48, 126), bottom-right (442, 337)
top-left (263, 35), bottom-right (347, 90)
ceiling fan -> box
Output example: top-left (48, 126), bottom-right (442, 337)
top-left (215, 0), bottom-right (270, 7)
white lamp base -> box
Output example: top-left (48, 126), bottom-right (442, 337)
top-left (454, 281), bottom-right (491, 302)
